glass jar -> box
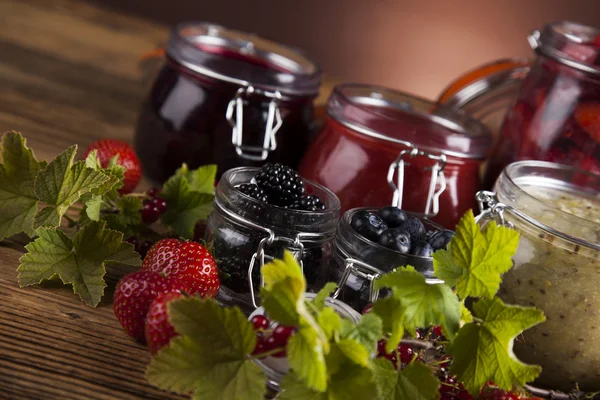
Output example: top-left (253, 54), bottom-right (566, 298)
top-left (477, 161), bottom-right (600, 392)
top-left (437, 58), bottom-right (531, 144)
top-left (205, 167), bottom-right (340, 312)
top-left (327, 207), bottom-right (444, 312)
top-left (248, 292), bottom-right (361, 392)
top-left (298, 84), bottom-right (492, 229)
top-left (134, 22), bottom-right (321, 184)
top-left (485, 21), bottom-right (600, 188)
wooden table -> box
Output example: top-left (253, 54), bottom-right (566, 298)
top-left (0, 1), bottom-right (343, 398)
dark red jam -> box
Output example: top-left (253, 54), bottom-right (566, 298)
top-left (298, 84), bottom-right (491, 229)
top-left (485, 21), bottom-right (600, 187)
top-left (134, 22), bottom-right (321, 183)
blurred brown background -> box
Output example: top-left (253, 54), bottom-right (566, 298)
top-left (91, 0), bottom-right (600, 99)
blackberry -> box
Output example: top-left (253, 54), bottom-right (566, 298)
top-left (289, 195), bottom-right (326, 211)
top-left (255, 163), bottom-right (305, 206)
top-left (237, 183), bottom-right (268, 203)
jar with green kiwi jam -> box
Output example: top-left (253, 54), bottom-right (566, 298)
top-left (477, 161), bottom-right (600, 392)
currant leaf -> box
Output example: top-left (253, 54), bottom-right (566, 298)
top-left (34, 146), bottom-right (110, 229)
top-left (17, 221), bottom-right (141, 306)
top-left (311, 282), bottom-right (338, 311)
top-left (340, 313), bottom-right (383, 354)
top-left (433, 210), bottom-right (520, 299)
top-left (317, 307), bottom-right (342, 340)
top-left (178, 163), bottom-right (217, 194)
top-left (448, 297), bottom-right (546, 396)
top-left (287, 326), bottom-right (328, 392)
top-left (0, 132), bottom-right (45, 239)
top-left (371, 296), bottom-right (405, 352)
top-left (372, 358), bottom-right (440, 400)
top-left (160, 167), bottom-right (214, 239)
top-left (146, 298), bottom-right (266, 400)
top-left (375, 266), bottom-right (461, 343)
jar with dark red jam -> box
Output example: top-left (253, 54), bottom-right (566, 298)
top-left (484, 21), bottom-right (600, 187)
top-left (298, 84), bottom-right (492, 229)
top-left (134, 22), bottom-right (321, 183)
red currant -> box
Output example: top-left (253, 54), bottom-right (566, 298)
top-left (432, 326), bottom-right (444, 337)
top-left (152, 197), bottom-right (168, 213)
top-left (137, 240), bottom-right (153, 257)
top-left (264, 335), bottom-right (279, 352)
top-left (398, 344), bottom-right (414, 363)
top-left (272, 325), bottom-right (296, 347)
top-left (377, 339), bottom-right (388, 356)
top-left (252, 335), bottom-right (266, 356)
top-left (142, 201), bottom-right (161, 224)
top-left (362, 304), bottom-right (373, 315)
top-left (126, 237), bottom-right (138, 246)
top-left (440, 355), bottom-right (452, 369)
top-left (147, 187), bottom-right (161, 198)
top-left (415, 329), bottom-right (423, 339)
top-left (250, 315), bottom-right (270, 331)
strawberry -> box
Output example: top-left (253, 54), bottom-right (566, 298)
top-left (145, 291), bottom-right (183, 354)
top-left (143, 238), bottom-right (220, 298)
top-left (113, 270), bottom-right (184, 343)
top-left (574, 102), bottom-right (600, 142)
top-left (83, 139), bottom-right (142, 194)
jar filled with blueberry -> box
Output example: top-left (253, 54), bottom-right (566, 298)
top-left (328, 206), bottom-right (454, 311)
top-left (205, 164), bottom-right (340, 312)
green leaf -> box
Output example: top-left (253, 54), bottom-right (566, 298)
top-left (340, 313), bottom-right (382, 354)
top-left (461, 302), bottom-right (473, 324)
top-left (371, 296), bottom-right (405, 352)
top-left (34, 146), bottom-right (110, 229)
top-left (17, 221), bottom-right (141, 306)
top-left (375, 266), bottom-right (461, 342)
top-left (160, 169), bottom-right (214, 239)
top-left (372, 358), bottom-right (440, 400)
top-left (101, 195), bottom-right (143, 237)
top-left (336, 338), bottom-right (370, 367)
top-left (279, 365), bottom-right (376, 400)
top-left (84, 195), bottom-right (104, 221)
top-left (260, 251), bottom-right (306, 326)
top-left (448, 297), bottom-right (546, 396)
top-left (146, 298), bottom-right (266, 400)
top-left (317, 307), bottom-right (342, 340)
top-left (84, 150), bottom-right (124, 194)
top-left (180, 163), bottom-right (217, 194)
top-left (0, 132), bottom-right (45, 239)
top-left (433, 210), bottom-right (520, 299)
top-left (311, 282), bottom-right (338, 311)
top-left (287, 326), bottom-right (328, 392)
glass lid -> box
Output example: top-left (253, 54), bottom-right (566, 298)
top-left (166, 22), bottom-right (322, 97)
top-left (326, 83), bottom-right (492, 159)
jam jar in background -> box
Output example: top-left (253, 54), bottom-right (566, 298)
top-left (484, 21), bottom-right (600, 188)
top-left (327, 207), bottom-right (444, 312)
top-left (477, 161), bottom-right (600, 392)
top-left (204, 167), bottom-right (340, 313)
top-left (438, 57), bottom-right (531, 145)
top-left (134, 22), bottom-right (321, 184)
top-left (298, 84), bottom-right (492, 229)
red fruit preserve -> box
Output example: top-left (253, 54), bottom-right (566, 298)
top-left (134, 22), bottom-right (321, 183)
top-left (298, 84), bottom-right (491, 229)
top-left (485, 21), bottom-right (600, 187)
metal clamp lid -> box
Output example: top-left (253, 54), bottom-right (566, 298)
top-left (226, 86), bottom-right (283, 161)
top-left (528, 22), bottom-right (600, 76)
top-left (387, 145), bottom-right (447, 217)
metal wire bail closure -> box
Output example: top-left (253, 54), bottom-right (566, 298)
top-left (331, 258), bottom-right (382, 304)
top-left (474, 190), bottom-right (513, 228)
top-left (248, 233), bottom-right (305, 309)
top-left (226, 86), bottom-right (283, 161)
top-left (387, 146), bottom-right (447, 217)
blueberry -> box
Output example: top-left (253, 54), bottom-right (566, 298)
top-left (377, 207), bottom-right (408, 228)
top-left (428, 230), bottom-right (455, 251)
top-left (351, 211), bottom-right (388, 242)
top-left (378, 229), bottom-right (411, 254)
top-left (411, 241), bottom-right (434, 257)
top-left (397, 217), bottom-right (426, 242)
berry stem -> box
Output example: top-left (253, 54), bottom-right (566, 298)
top-left (250, 346), bottom-right (286, 359)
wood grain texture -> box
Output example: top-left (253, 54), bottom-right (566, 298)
top-left (0, 1), bottom-right (184, 398)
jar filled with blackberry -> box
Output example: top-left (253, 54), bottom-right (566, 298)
top-left (134, 22), bottom-right (321, 184)
top-left (205, 165), bottom-right (340, 312)
top-left (327, 206), bottom-right (453, 312)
